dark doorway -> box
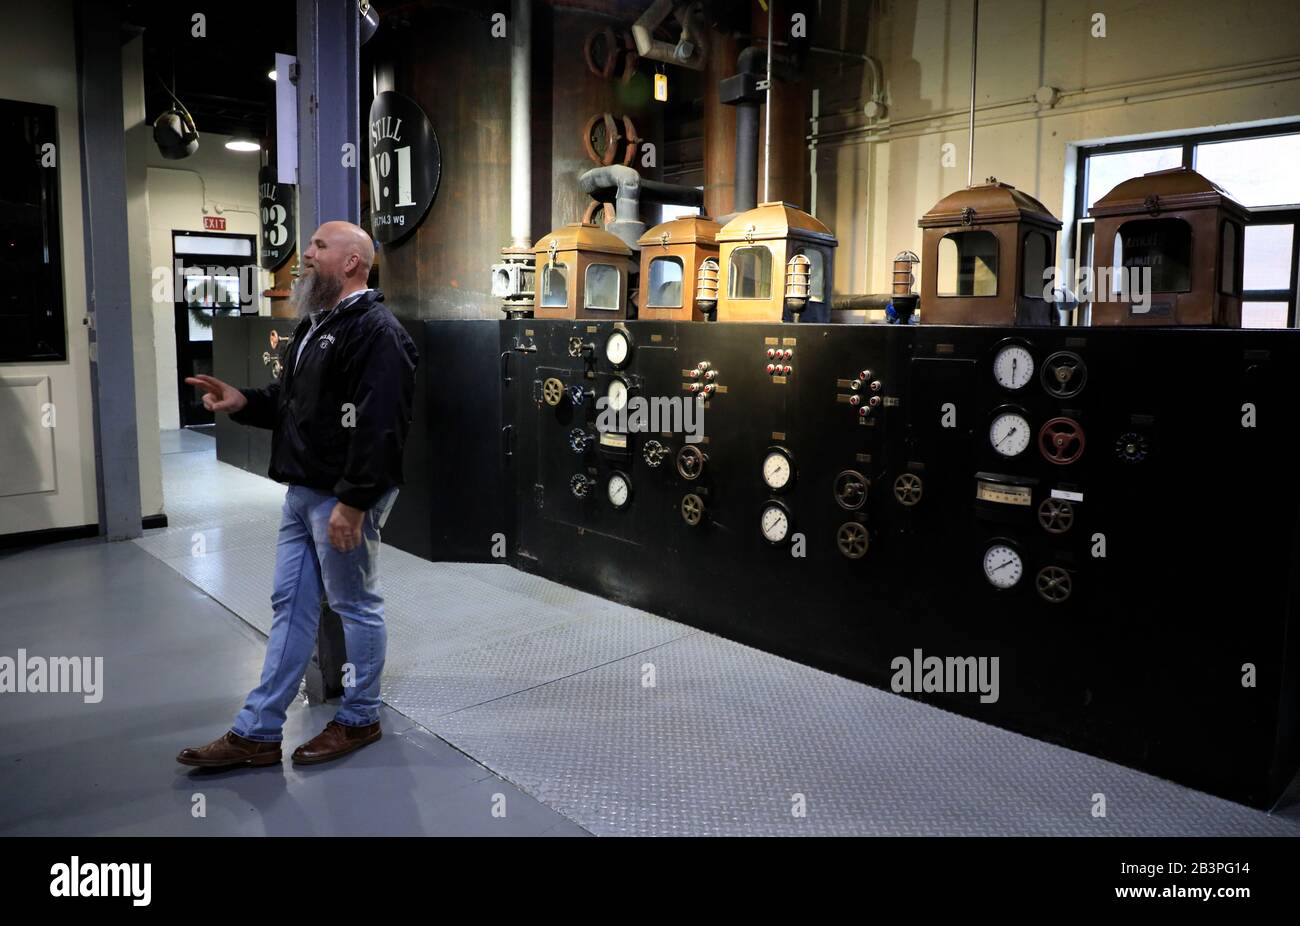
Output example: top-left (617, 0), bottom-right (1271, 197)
top-left (172, 230), bottom-right (257, 426)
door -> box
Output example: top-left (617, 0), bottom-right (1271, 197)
top-left (172, 231), bottom-right (257, 427)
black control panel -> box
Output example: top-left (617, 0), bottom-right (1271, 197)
top-left (493, 319), bottom-right (1300, 809)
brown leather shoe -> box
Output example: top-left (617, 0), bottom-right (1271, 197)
top-left (177, 731), bottom-right (282, 768)
top-left (292, 720), bottom-right (382, 765)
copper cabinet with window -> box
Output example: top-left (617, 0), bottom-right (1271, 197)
top-left (715, 202), bottom-right (837, 323)
top-left (918, 179), bottom-right (1061, 326)
top-left (531, 222), bottom-right (634, 320)
top-left (636, 216), bottom-right (721, 321)
top-left (1089, 166), bottom-right (1248, 327)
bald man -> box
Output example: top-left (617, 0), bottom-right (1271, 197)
top-left (178, 220), bottom-right (418, 768)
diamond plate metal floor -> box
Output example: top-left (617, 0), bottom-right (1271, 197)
top-left (139, 439), bottom-right (1300, 836)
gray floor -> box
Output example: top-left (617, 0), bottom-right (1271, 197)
top-left (0, 430), bottom-right (584, 837)
top-left (5, 428), bottom-right (1299, 836)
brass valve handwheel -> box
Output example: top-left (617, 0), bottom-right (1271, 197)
top-left (1037, 498), bottom-right (1075, 534)
top-left (836, 522), bottom-right (869, 560)
top-left (542, 377), bottom-right (565, 407)
top-left (893, 473), bottom-right (923, 507)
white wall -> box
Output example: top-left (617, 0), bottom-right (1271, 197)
top-left (148, 135), bottom-right (266, 430)
top-left (814, 0), bottom-right (1300, 299)
top-left (0, 0), bottom-right (98, 536)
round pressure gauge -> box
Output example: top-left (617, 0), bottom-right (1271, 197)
top-left (761, 447), bottom-right (794, 492)
top-left (605, 329), bottom-right (630, 368)
top-left (760, 502), bottom-right (791, 544)
top-left (989, 411), bottom-right (1031, 458)
top-left (982, 543), bottom-right (1023, 590)
top-left (992, 343), bottom-right (1034, 391)
top-left (607, 471), bottom-right (631, 509)
top-left (607, 377), bottom-right (629, 413)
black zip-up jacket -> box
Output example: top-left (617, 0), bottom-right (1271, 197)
top-left (230, 289), bottom-right (419, 510)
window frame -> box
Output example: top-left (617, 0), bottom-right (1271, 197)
top-left (936, 230), bottom-right (1000, 298)
top-left (1074, 122), bottom-right (1300, 326)
top-left (728, 245), bottom-right (775, 300)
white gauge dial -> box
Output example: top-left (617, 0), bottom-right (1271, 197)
top-left (761, 449), bottom-right (793, 491)
top-left (760, 504), bottom-right (790, 543)
top-left (605, 330), bottom-right (629, 367)
top-left (983, 543), bottom-right (1024, 589)
top-left (989, 412), bottom-right (1031, 458)
top-left (607, 378), bottom-right (628, 412)
top-left (607, 472), bottom-right (630, 508)
top-left (992, 344), bottom-right (1034, 390)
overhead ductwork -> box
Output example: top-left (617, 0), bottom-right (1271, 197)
top-left (631, 0), bottom-right (707, 71)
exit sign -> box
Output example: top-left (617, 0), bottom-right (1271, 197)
top-left (203, 216), bottom-right (227, 231)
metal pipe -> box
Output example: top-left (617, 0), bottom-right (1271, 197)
top-left (510, 0), bottom-right (531, 249)
top-left (809, 87), bottom-right (819, 216)
top-left (730, 46), bottom-right (765, 214)
top-left (967, 0), bottom-right (978, 187)
top-left (579, 165), bottom-right (704, 250)
top-left (763, 0), bottom-right (773, 203)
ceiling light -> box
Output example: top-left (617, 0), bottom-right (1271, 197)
top-left (225, 139), bottom-right (261, 152)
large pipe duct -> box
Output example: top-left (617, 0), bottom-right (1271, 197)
top-left (579, 164), bottom-right (705, 250)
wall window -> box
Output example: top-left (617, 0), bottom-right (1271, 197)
top-left (1075, 123), bottom-right (1300, 326)
top-left (584, 263), bottom-right (621, 310)
top-left (540, 263), bottom-right (568, 307)
top-left (937, 231), bottom-right (998, 296)
top-left (646, 256), bottom-right (684, 307)
top-left (729, 246), bottom-right (773, 299)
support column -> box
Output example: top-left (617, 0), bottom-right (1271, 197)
top-left (77, 0), bottom-right (142, 542)
top-left (296, 0), bottom-right (361, 230)
top-left (296, 0), bottom-right (361, 702)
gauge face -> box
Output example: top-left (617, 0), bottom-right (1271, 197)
top-left (760, 504), bottom-right (790, 544)
top-left (989, 412), bottom-right (1031, 458)
top-left (605, 330), bottom-right (629, 367)
top-left (992, 344), bottom-right (1034, 390)
top-left (983, 543), bottom-right (1023, 589)
top-left (607, 472), bottom-right (630, 508)
top-left (607, 378), bottom-right (628, 412)
top-left (761, 448), bottom-right (793, 491)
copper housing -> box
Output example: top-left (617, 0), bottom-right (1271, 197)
top-left (918, 179), bottom-right (1061, 326)
top-left (531, 223), bottom-right (634, 320)
top-left (1088, 167), bottom-right (1249, 327)
top-left (715, 202), bottom-right (837, 323)
top-left (636, 216), bottom-right (722, 321)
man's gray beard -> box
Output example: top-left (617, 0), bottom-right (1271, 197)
top-left (290, 268), bottom-right (344, 318)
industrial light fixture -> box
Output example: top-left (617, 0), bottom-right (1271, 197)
top-left (359, 0), bottom-right (380, 44)
top-left (152, 79), bottom-right (199, 159)
top-left (267, 68), bottom-right (277, 81)
top-left (225, 138), bottom-right (261, 152)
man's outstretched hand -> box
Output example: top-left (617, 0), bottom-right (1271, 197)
top-left (185, 374), bottom-right (248, 414)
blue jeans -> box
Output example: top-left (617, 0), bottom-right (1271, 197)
top-left (232, 484), bottom-right (399, 742)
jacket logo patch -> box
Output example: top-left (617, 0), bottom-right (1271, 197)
top-left (318, 333), bottom-right (336, 349)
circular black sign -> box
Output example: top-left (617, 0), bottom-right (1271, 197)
top-left (367, 90), bottom-right (441, 245)
top-left (258, 165), bottom-right (296, 271)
